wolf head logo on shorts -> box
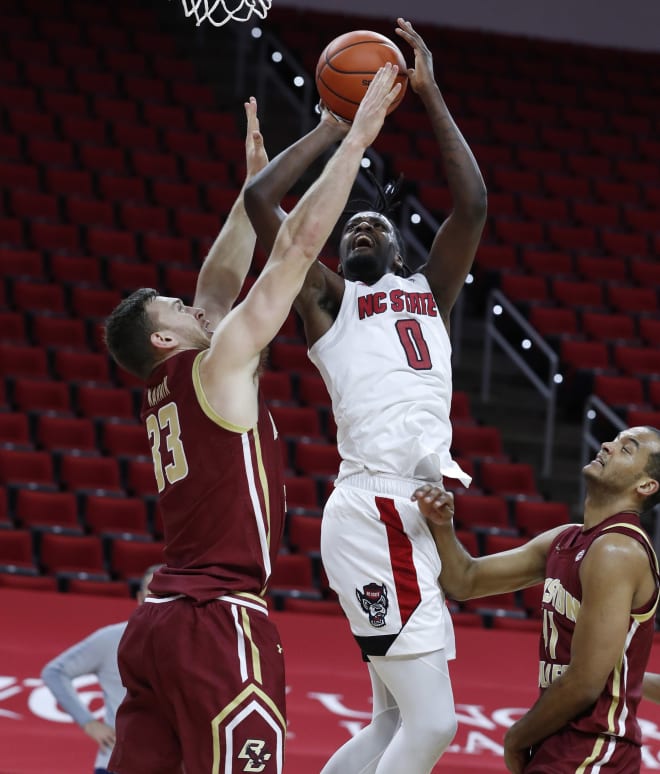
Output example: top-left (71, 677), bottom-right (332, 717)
top-left (356, 582), bottom-right (388, 628)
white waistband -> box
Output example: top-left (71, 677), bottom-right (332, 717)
top-left (337, 472), bottom-right (441, 498)
top-left (145, 593), bottom-right (268, 615)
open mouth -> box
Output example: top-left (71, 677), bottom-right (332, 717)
top-left (353, 233), bottom-right (374, 249)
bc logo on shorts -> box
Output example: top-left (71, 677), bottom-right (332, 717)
top-left (238, 738), bottom-right (272, 772)
top-left (356, 582), bottom-right (389, 628)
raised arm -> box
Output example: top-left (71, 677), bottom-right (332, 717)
top-left (193, 98), bottom-right (269, 326)
top-left (200, 65), bottom-right (401, 426)
top-left (395, 18), bottom-right (487, 322)
top-left (244, 108), bottom-right (348, 256)
top-left (413, 485), bottom-right (563, 599)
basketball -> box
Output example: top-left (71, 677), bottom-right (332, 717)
top-left (315, 30), bottom-right (408, 122)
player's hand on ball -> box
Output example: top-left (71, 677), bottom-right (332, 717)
top-left (349, 63), bottom-right (401, 148)
top-left (412, 484), bottom-right (455, 526)
top-left (394, 17), bottom-right (435, 94)
top-left (318, 101), bottom-right (352, 139)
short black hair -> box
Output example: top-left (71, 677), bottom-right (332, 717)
top-left (105, 288), bottom-right (158, 380)
top-left (641, 426), bottom-right (660, 513)
top-left (345, 171), bottom-right (409, 274)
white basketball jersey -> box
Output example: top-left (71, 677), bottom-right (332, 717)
top-left (309, 272), bottom-right (471, 486)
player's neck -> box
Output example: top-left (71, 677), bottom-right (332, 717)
top-left (583, 491), bottom-right (638, 529)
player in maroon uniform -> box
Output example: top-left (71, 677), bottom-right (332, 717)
top-left (413, 425), bottom-right (660, 773)
top-left (103, 71), bottom-right (403, 774)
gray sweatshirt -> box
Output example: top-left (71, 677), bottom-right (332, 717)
top-left (41, 622), bottom-right (127, 770)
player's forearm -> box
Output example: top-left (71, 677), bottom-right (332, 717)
top-left (432, 522), bottom-right (479, 600)
top-left (419, 83), bottom-right (487, 218)
top-left (195, 190), bottom-right (256, 304)
top-left (277, 135), bottom-right (367, 264)
top-left (244, 120), bottom-right (345, 250)
top-left (505, 666), bottom-right (603, 752)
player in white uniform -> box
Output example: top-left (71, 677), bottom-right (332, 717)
top-left (245, 19), bottom-right (486, 774)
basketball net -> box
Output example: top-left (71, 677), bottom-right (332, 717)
top-left (174, 0), bottom-right (271, 27)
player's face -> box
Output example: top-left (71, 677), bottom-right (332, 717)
top-left (583, 427), bottom-right (660, 495)
top-left (339, 212), bottom-right (400, 283)
top-left (149, 296), bottom-right (212, 350)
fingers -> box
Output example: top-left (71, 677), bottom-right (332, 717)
top-left (244, 96), bottom-right (260, 135)
top-left (411, 485), bottom-right (454, 510)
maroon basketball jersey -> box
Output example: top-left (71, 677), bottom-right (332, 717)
top-left (141, 349), bottom-right (285, 602)
top-left (539, 513), bottom-right (660, 747)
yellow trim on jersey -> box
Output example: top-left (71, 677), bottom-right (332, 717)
top-left (603, 522), bottom-right (660, 573)
top-left (252, 425), bottom-right (271, 545)
top-left (235, 591), bottom-right (268, 609)
top-left (603, 522), bottom-right (660, 622)
top-left (607, 653), bottom-right (624, 733)
top-left (242, 607), bottom-right (263, 684)
top-left (192, 350), bottom-right (250, 433)
top-left (576, 734), bottom-right (607, 773)
top-left (210, 683), bottom-right (286, 774)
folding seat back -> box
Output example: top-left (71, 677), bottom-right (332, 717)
top-left (614, 346), bottom-right (660, 377)
top-left (0, 449), bottom-right (54, 486)
top-left (269, 342), bottom-right (316, 374)
top-left (0, 344), bottom-right (49, 378)
top-left (631, 260), bottom-right (660, 286)
top-left (84, 495), bottom-right (149, 536)
top-left (521, 250), bottom-right (573, 278)
top-left (45, 168), bottom-right (93, 197)
top-left (10, 190), bottom-right (59, 220)
top-left (480, 462), bottom-right (538, 496)
top-left (268, 553), bottom-right (317, 595)
top-left (152, 181), bottom-right (199, 209)
top-left (270, 406), bottom-right (321, 440)
top-left (259, 372), bottom-right (293, 404)
top-left (98, 175), bottom-right (146, 203)
top-left (101, 422), bottom-right (150, 457)
top-left (593, 375), bottom-right (645, 407)
top-left (608, 286), bottom-right (658, 315)
top-left (453, 494), bottom-right (511, 531)
top-left (12, 379), bottom-right (71, 414)
top-left (294, 442), bottom-right (340, 477)
top-left (500, 274), bottom-right (548, 304)
top-left (36, 415), bottom-right (96, 451)
top-left (0, 529), bottom-right (35, 570)
top-left (110, 537), bottom-right (165, 580)
top-left (70, 287), bottom-right (122, 319)
top-left (0, 312), bottom-right (27, 344)
top-left (58, 454), bottom-right (122, 492)
top-left (552, 280), bottom-right (604, 310)
top-left (0, 248), bottom-right (44, 279)
top-left (16, 489), bottom-right (79, 530)
top-left (283, 476), bottom-right (319, 512)
top-left (451, 425), bottom-right (504, 459)
top-left (11, 281), bottom-right (66, 314)
top-left (0, 412), bottom-right (31, 448)
top-left (32, 316), bottom-right (88, 350)
top-left (65, 197), bottom-right (115, 226)
top-left (125, 460), bottom-right (158, 496)
top-left (529, 307), bottom-right (578, 338)
top-left (482, 533), bottom-right (528, 554)
top-left (30, 222), bottom-right (80, 253)
top-left (287, 514), bottom-right (322, 554)
top-left (581, 312), bottom-right (635, 343)
top-left (39, 532), bottom-right (106, 576)
top-left (107, 262), bottom-right (159, 293)
top-left (576, 256), bottom-right (627, 283)
top-left (87, 228), bottom-right (137, 260)
top-left (143, 234), bottom-right (192, 265)
top-left (76, 385), bottom-right (135, 419)
top-left (514, 500), bottom-right (569, 536)
top-left (53, 350), bottom-right (111, 384)
top-left (450, 391), bottom-right (472, 424)
top-left (560, 339), bottom-right (610, 371)
top-left (639, 318), bottom-right (660, 347)
top-left (66, 578), bottom-right (130, 597)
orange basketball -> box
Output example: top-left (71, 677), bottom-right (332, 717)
top-left (315, 30), bottom-right (408, 122)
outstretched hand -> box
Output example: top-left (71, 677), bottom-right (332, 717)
top-left (318, 101), bottom-right (351, 140)
top-left (411, 484), bottom-right (455, 526)
top-left (349, 63), bottom-right (402, 148)
top-left (394, 17), bottom-right (436, 94)
top-left (244, 96), bottom-right (268, 179)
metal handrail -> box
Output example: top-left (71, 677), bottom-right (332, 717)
top-left (481, 288), bottom-right (559, 477)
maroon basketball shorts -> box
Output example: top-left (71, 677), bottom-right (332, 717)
top-left (109, 595), bottom-right (286, 774)
top-left (527, 726), bottom-right (640, 772)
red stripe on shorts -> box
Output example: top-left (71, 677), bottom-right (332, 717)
top-left (375, 496), bottom-right (422, 626)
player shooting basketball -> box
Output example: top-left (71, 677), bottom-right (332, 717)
top-left (245, 17), bottom-right (486, 774)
